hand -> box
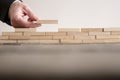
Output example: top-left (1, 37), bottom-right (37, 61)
top-left (9, 1), bottom-right (41, 28)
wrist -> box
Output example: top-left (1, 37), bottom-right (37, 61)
top-left (12, 0), bottom-right (22, 4)
top-left (9, 0), bottom-right (22, 16)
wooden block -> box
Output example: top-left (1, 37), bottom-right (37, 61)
top-left (30, 36), bottom-right (52, 40)
top-left (59, 28), bottom-right (81, 32)
top-left (18, 40), bottom-right (40, 44)
top-left (46, 32), bottom-right (67, 36)
top-left (83, 39), bottom-right (120, 43)
top-left (40, 40), bottom-right (59, 44)
top-left (83, 40), bottom-right (104, 43)
top-left (75, 35), bottom-right (95, 40)
top-left (34, 20), bottom-right (58, 24)
top-left (104, 28), bottom-right (120, 32)
top-left (0, 40), bottom-right (17, 43)
top-left (103, 39), bottom-right (120, 43)
top-left (0, 36), bottom-right (8, 40)
top-left (15, 28), bottom-right (36, 32)
top-left (61, 40), bottom-right (82, 44)
top-left (111, 31), bottom-right (120, 35)
top-left (89, 32), bottom-right (110, 36)
top-left (96, 35), bottom-right (120, 39)
top-left (2, 32), bottom-right (22, 36)
top-left (53, 36), bottom-right (73, 40)
top-left (67, 32), bottom-right (88, 36)
top-left (24, 32), bottom-right (45, 36)
top-left (81, 28), bottom-right (103, 32)
top-left (9, 36), bottom-right (30, 40)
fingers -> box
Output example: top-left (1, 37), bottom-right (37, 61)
top-left (22, 4), bottom-right (42, 28)
top-left (11, 15), bottom-right (41, 28)
top-left (23, 4), bottom-right (40, 21)
top-left (9, 1), bottom-right (41, 28)
top-left (27, 22), bottom-right (41, 28)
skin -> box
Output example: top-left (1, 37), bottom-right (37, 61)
top-left (9, 1), bottom-right (41, 28)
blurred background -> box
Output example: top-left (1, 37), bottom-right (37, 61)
top-left (1, 0), bottom-right (120, 33)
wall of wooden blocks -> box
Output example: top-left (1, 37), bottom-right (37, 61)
top-left (1, 28), bottom-right (120, 44)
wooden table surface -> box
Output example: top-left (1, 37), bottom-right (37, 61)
top-left (0, 44), bottom-right (120, 78)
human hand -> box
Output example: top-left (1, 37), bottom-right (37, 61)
top-left (9, 1), bottom-right (41, 28)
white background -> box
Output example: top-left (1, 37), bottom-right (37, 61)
top-left (0, 0), bottom-right (120, 33)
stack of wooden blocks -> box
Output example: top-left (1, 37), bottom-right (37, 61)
top-left (1, 28), bottom-right (120, 44)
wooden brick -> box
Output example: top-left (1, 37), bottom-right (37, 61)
top-left (18, 40), bottom-right (40, 44)
top-left (2, 32), bottom-right (22, 36)
top-left (75, 35), bottom-right (95, 40)
top-left (30, 36), bottom-right (52, 40)
top-left (15, 28), bottom-right (36, 32)
top-left (89, 32), bottom-right (110, 36)
top-left (53, 36), bottom-right (73, 40)
top-left (46, 32), bottom-right (67, 36)
top-left (111, 31), bottom-right (120, 35)
top-left (0, 36), bottom-right (8, 40)
top-left (61, 40), bottom-right (82, 44)
top-left (96, 35), bottom-right (120, 39)
top-left (104, 28), bottom-right (120, 32)
top-left (59, 28), bottom-right (81, 32)
top-left (67, 32), bottom-right (88, 36)
top-left (103, 39), bottom-right (120, 43)
top-left (40, 40), bottom-right (59, 44)
top-left (81, 28), bottom-right (103, 32)
top-left (24, 32), bottom-right (45, 36)
top-left (0, 40), bottom-right (17, 43)
top-left (9, 36), bottom-right (30, 40)
top-left (34, 20), bottom-right (58, 24)
top-left (83, 39), bottom-right (120, 43)
top-left (83, 40), bottom-right (104, 43)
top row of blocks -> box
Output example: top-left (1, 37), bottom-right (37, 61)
top-left (14, 28), bottom-right (120, 33)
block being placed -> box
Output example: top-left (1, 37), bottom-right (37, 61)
top-left (33, 20), bottom-right (58, 24)
top-left (61, 40), bottom-right (82, 44)
top-left (81, 28), bottom-right (103, 32)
